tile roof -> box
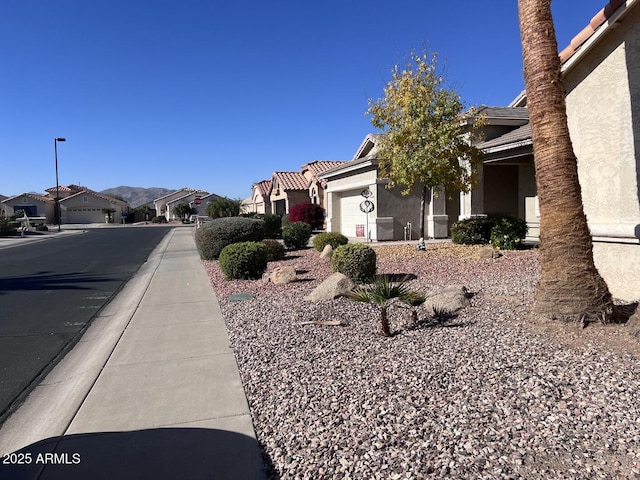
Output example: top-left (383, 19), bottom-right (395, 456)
top-left (2, 192), bottom-right (51, 203)
top-left (559, 0), bottom-right (631, 64)
top-left (475, 106), bottom-right (529, 121)
top-left (154, 188), bottom-right (196, 201)
top-left (253, 180), bottom-right (271, 197)
top-left (167, 190), bottom-right (210, 204)
top-left (272, 171), bottom-right (309, 191)
top-left (302, 161), bottom-right (347, 178)
top-left (61, 189), bottom-right (129, 206)
top-left (45, 184), bottom-right (85, 194)
top-left (477, 123), bottom-right (532, 150)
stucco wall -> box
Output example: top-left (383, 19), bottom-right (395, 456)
top-left (564, 4), bottom-right (640, 300)
top-left (376, 183), bottom-right (423, 240)
top-left (565, 4), bottom-right (640, 234)
top-left (593, 242), bottom-right (640, 301)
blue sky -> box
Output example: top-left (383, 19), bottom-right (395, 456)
top-left (0, 0), bottom-right (607, 200)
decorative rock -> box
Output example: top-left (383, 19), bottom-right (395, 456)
top-left (304, 272), bottom-right (355, 302)
top-left (626, 310), bottom-right (640, 337)
top-left (269, 266), bottom-right (297, 285)
top-left (422, 285), bottom-right (470, 313)
top-left (320, 244), bottom-right (333, 259)
top-left (477, 246), bottom-right (501, 259)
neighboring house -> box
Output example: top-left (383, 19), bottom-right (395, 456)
top-left (300, 160), bottom-right (346, 210)
top-left (165, 189), bottom-right (210, 221)
top-left (59, 189), bottom-right (129, 224)
top-left (269, 171), bottom-right (310, 216)
top-left (319, 134), bottom-right (429, 241)
top-left (244, 161), bottom-right (345, 217)
top-left (2, 193), bottom-right (54, 222)
top-left (472, 0), bottom-right (640, 301)
top-left (194, 192), bottom-right (222, 217)
top-left (247, 180), bottom-right (272, 215)
top-left (153, 188), bottom-right (201, 220)
top-left (2, 185), bottom-right (128, 224)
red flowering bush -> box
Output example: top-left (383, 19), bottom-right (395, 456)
top-left (289, 203), bottom-right (325, 229)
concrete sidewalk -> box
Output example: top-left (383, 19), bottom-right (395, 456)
top-left (0, 227), bottom-right (266, 479)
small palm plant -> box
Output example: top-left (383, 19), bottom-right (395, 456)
top-left (347, 275), bottom-right (418, 337)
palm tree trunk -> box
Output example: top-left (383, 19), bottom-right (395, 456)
top-left (518, 0), bottom-right (615, 322)
top-left (379, 307), bottom-right (392, 337)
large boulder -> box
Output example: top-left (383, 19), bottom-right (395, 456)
top-left (423, 285), bottom-right (470, 314)
top-left (320, 244), bottom-right (333, 259)
top-left (304, 272), bottom-right (355, 302)
top-left (477, 246), bottom-right (501, 260)
top-left (265, 266), bottom-right (297, 285)
top-left (626, 310), bottom-right (640, 338)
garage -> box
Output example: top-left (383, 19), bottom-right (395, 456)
top-left (338, 190), bottom-right (370, 239)
top-left (65, 206), bottom-right (105, 224)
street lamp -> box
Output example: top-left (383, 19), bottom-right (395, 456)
top-left (54, 137), bottom-right (66, 232)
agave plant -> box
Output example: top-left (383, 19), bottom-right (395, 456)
top-left (347, 275), bottom-right (418, 337)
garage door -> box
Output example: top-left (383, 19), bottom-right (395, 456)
top-left (339, 190), bottom-right (369, 238)
top-left (66, 207), bottom-right (105, 224)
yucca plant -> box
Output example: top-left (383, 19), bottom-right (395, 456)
top-left (347, 275), bottom-right (418, 337)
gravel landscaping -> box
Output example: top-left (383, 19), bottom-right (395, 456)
top-left (204, 243), bottom-right (640, 479)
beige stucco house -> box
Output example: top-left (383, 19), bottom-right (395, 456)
top-left (244, 161), bottom-right (345, 217)
top-left (2, 193), bottom-right (54, 223)
top-left (2, 185), bottom-right (128, 224)
top-left (320, 0), bottom-right (639, 300)
top-left (269, 171), bottom-right (311, 216)
top-left (467, 0), bottom-right (640, 300)
top-left (301, 160), bottom-right (345, 210)
top-left (47, 185), bottom-right (129, 224)
top-left (154, 188), bottom-right (204, 220)
top-left (319, 135), bottom-right (430, 241)
top-left (246, 180), bottom-right (272, 214)
top-left (165, 189), bottom-right (210, 221)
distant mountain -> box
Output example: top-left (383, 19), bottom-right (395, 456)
top-left (100, 186), bottom-right (174, 208)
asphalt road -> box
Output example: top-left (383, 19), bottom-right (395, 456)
top-left (0, 226), bottom-right (172, 422)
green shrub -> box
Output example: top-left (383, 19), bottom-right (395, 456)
top-left (0, 218), bottom-right (17, 237)
top-left (262, 239), bottom-right (285, 261)
top-left (450, 217), bottom-right (494, 245)
top-left (35, 224), bottom-right (48, 232)
top-left (196, 217), bottom-right (265, 260)
top-left (218, 242), bottom-right (267, 280)
top-left (282, 221), bottom-right (312, 249)
top-left (451, 216), bottom-right (528, 249)
top-left (312, 232), bottom-right (348, 252)
top-left (151, 215), bottom-right (167, 224)
top-left (331, 244), bottom-right (377, 283)
top-left (489, 216), bottom-right (528, 250)
top-left (261, 213), bottom-right (282, 239)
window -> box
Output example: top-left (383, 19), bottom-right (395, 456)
top-left (22, 197), bottom-right (28, 204)
top-left (82, 196), bottom-right (89, 203)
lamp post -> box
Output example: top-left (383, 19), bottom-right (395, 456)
top-left (54, 137), bottom-right (66, 232)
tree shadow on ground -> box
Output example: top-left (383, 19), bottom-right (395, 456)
top-left (0, 427), bottom-right (273, 480)
top-left (0, 272), bottom-right (113, 295)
